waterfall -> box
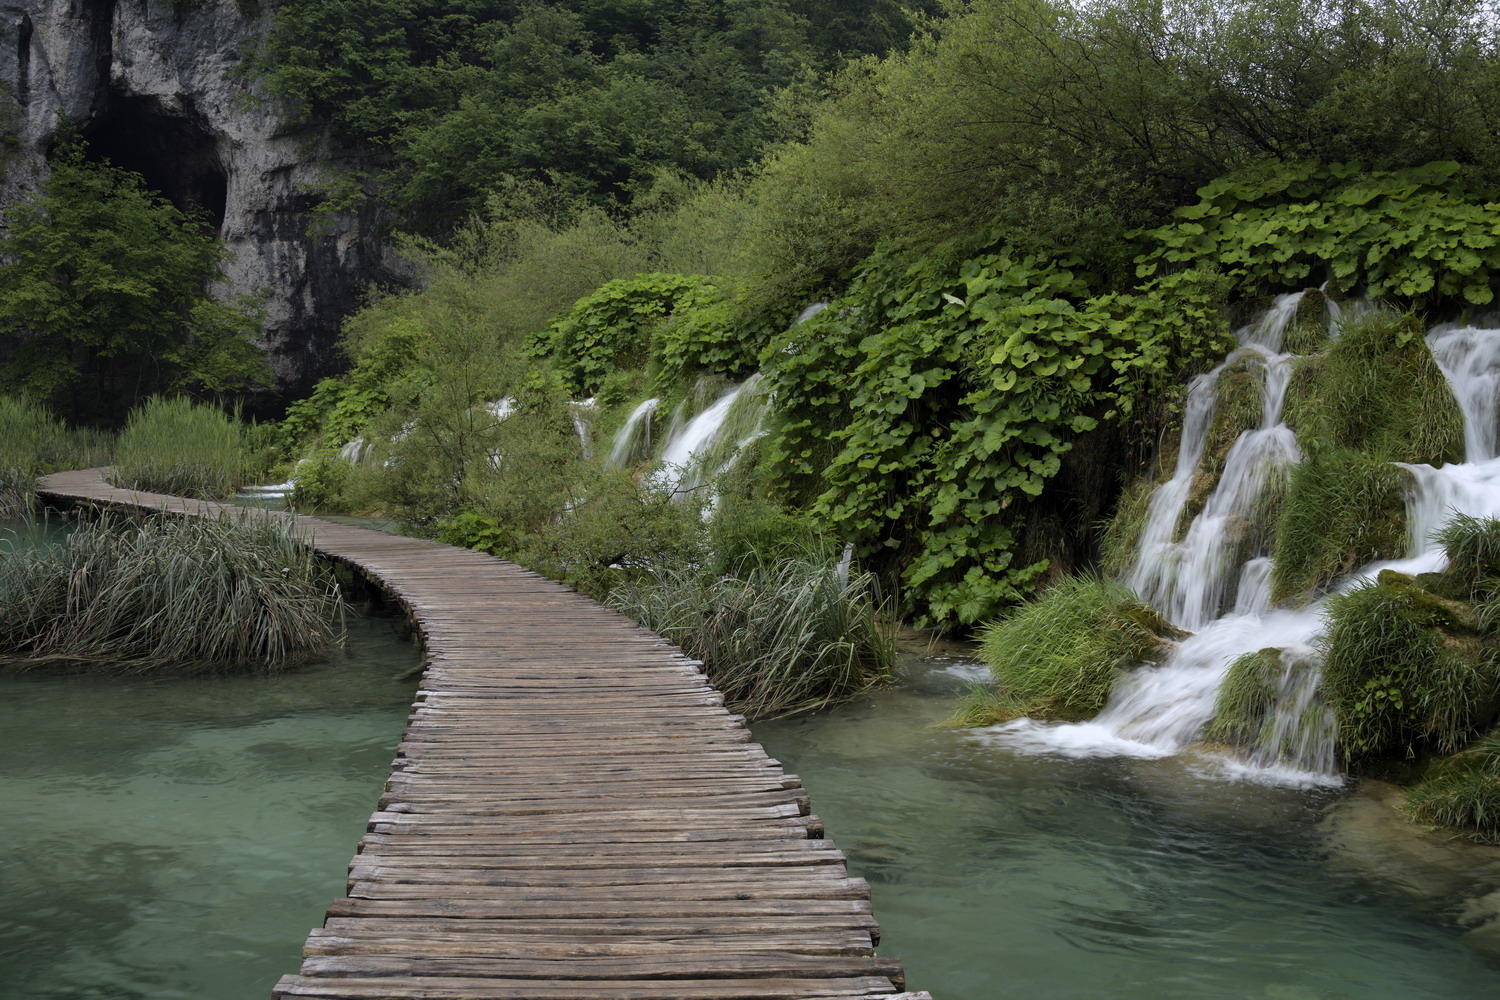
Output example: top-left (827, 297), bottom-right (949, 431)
top-left (988, 304), bottom-right (1500, 785)
top-left (569, 399), bottom-right (596, 461)
top-left (606, 398), bottom-right (659, 468)
top-left (656, 374), bottom-right (770, 496)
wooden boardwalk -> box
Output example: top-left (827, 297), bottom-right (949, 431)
top-left (36, 470), bottom-right (927, 1000)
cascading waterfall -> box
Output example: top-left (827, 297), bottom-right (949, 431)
top-left (607, 398), bottom-right (659, 468)
top-left (986, 294), bottom-right (1500, 785)
top-left (655, 374), bottom-right (770, 496)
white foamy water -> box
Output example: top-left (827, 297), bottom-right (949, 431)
top-left (606, 398), bottom-right (659, 468)
top-left (655, 375), bottom-right (769, 497)
top-left (991, 312), bottom-right (1500, 784)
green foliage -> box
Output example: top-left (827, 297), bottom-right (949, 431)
top-left (609, 556), bottom-right (895, 719)
top-left (1320, 572), bottom-right (1498, 762)
top-left (1406, 730), bottom-right (1500, 842)
top-left (0, 510), bottom-right (346, 673)
top-left (764, 238), bottom-right (1232, 626)
top-left (0, 142), bottom-right (264, 426)
top-left (736, 0), bottom-right (1500, 306)
top-left (111, 397), bottom-right (248, 500)
top-left (1140, 160), bottom-right (1500, 306)
top-left (0, 395), bottom-right (85, 518)
top-left (289, 453), bottom-right (356, 513)
top-left (535, 272), bottom-right (718, 395)
top-left (1271, 452), bottom-right (1410, 602)
top-left (1437, 514), bottom-right (1500, 597)
top-left (970, 575), bottom-right (1179, 723)
top-left (1098, 476), bottom-right (1155, 579)
top-left (255, 1), bottom-right (917, 230)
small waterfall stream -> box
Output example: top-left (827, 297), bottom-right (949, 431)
top-left (989, 297), bottom-right (1500, 785)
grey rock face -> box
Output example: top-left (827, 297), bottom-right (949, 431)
top-left (0, 0), bottom-right (387, 396)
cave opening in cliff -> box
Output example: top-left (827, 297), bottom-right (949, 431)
top-left (82, 93), bottom-right (227, 232)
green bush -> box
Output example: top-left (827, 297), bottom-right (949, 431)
top-left (610, 557), bottom-right (895, 719)
top-left (0, 510), bottom-right (345, 673)
top-left (111, 397), bottom-right (247, 499)
top-left (1319, 573), bottom-right (1498, 762)
top-left (1406, 730), bottom-right (1500, 842)
top-left (970, 575), bottom-right (1181, 724)
top-left (1271, 451), bottom-right (1410, 601)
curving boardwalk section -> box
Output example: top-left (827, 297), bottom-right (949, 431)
top-left (36, 470), bottom-right (928, 1000)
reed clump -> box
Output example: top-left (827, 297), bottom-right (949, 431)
top-left (0, 510), bottom-right (346, 672)
top-left (609, 557), bottom-right (895, 719)
top-left (967, 575), bottom-right (1182, 725)
top-left (0, 395), bottom-right (110, 518)
top-left (1206, 648), bottom-right (1283, 748)
top-left (112, 397), bottom-right (247, 499)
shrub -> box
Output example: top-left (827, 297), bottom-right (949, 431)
top-left (1270, 451), bottom-right (1410, 601)
top-left (970, 575), bottom-right (1181, 724)
top-left (610, 557), bottom-right (895, 719)
top-left (1319, 573), bottom-right (1498, 762)
top-left (0, 510), bottom-right (346, 672)
top-left (112, 397), bottom-right (247, 499)
top-left (1405, 730), bottom-right (1500, 842)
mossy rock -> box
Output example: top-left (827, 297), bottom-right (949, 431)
top-left (1282, 289), bottom-right (1331, 354)
top-left (970, 575), bottom-right (1181, 724)
top-left (1206, 648), bottom-right (1283, 747)
top-left (1375, 569), bottom-right (1480, 633)
top-left (1321, 577), bottom-right (1500, 762)
top-left (1282, 310), bottom-right (1463, 466)
top-left (1270, 451), bottom-right (1410, 603)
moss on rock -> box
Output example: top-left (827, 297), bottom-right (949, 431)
top-left (967, 575), bottom-right (1180, 725)
top-left (1206, 648), bottom-right (1284, 747)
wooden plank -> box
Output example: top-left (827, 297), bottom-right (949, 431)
top-left (34, 469), bottom-right (915, 1000)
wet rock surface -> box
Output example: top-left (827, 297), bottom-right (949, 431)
top-left (0, 0), bottom-right (388, 395)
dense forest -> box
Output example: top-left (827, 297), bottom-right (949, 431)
top-left (7, 0), bottom-right (1500, 842)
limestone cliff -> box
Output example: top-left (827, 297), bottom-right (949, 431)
top-left (0, 0), bottom-right (387, 396)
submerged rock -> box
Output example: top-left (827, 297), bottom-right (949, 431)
top-left (1321, 780), bottom-right (1500, 960)
top-left (0, 0), bottom-right (389, 394)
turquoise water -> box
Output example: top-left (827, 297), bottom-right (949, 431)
top-left (0, 518), bottom-right (418, 1000)
top-left (756, 655), bottom-right (1500, 1000)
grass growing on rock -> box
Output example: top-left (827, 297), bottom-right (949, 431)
top-left (112, 397), bottom-right (248, 499)
top-left (1405, 729), bottom-right (1500, 842)
top-left (1319, 571), bottom-right (1498, 763)
top-left (1282, 311), bottom-right (1463, 466)
top-left (1271, 452), bottom-right (1410, 602)
top-left (1206, 648), bottom-right (1283, 748)
top-left (965, 575), bottom-right (1182, 725)
top-left (609, 556), bottom-right (895, 719)
top-left (0, 510), bottom-right (346, 672)
top-left (1180, 352), bottom-right (1266, 531)
top-left (1437, 513), bottom-right (1500, 597)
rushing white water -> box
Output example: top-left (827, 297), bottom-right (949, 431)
top-left (656, 375), bottom-right (769, 496)
top-left (606, 398), bottom-right (659, 468)
top-left (991, 310), bottom-right (1500, 785)
top-left (338, 437), bottom-right (368, 463)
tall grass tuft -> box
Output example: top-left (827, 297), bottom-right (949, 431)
top-left (1319, 573), bottom-right (1496, 762)
top-left (609, 557), bottom-right (894, 719)
top-left (112, 397), bottom-right (246, 499)
top-left (971, 575), bottom-right (1181, 724)
top-left (0, 395), bottom-right (111, 518)
top-left (1436, 513), bottom-right (1500, 595)
top-left (0, 509), bottom-right (346, 672)
top-left (1406, 729), bottom-right (1500, 842)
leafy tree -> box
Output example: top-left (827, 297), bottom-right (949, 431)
top-left (0, 143), bottom-right (264, 425)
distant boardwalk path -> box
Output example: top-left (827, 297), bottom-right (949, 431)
top-left (37, 470), bottom-right (927, 1000)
